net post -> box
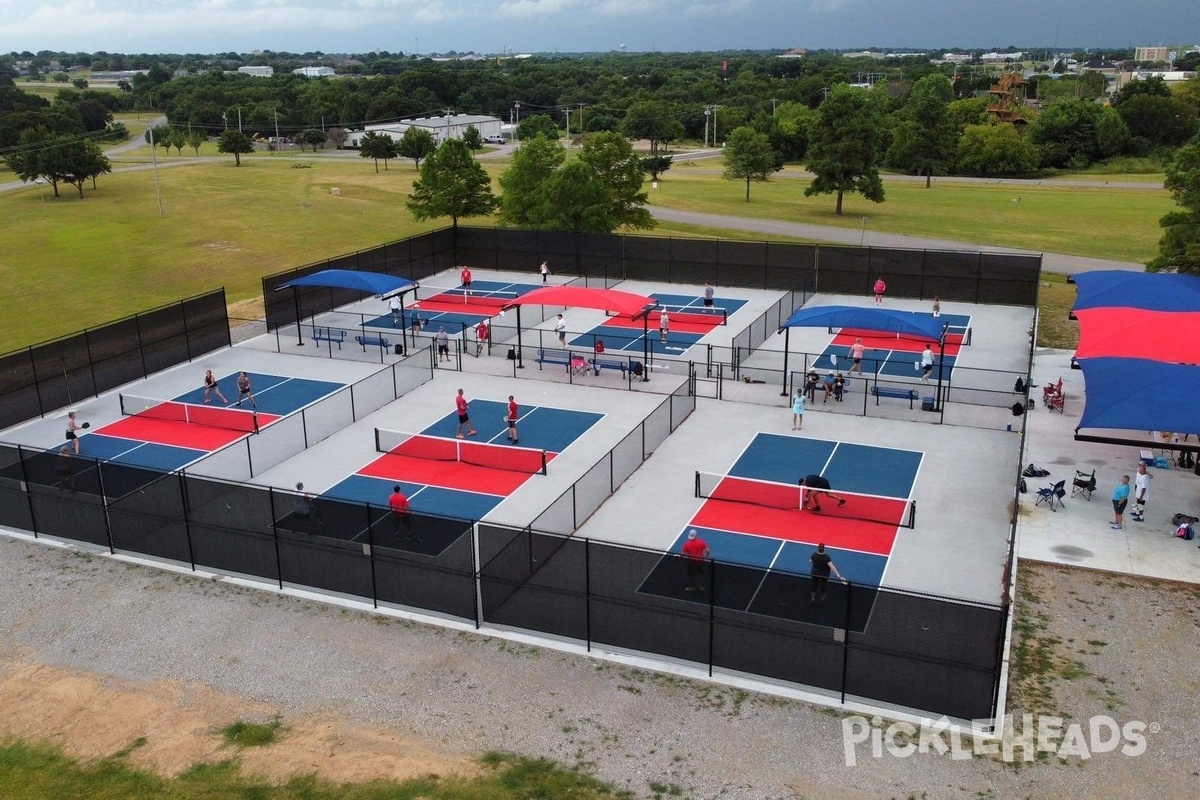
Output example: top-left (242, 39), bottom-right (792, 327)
top-left (694, 470), bottom-right (700, 498)
top-left (373, 427), bottom-right (382, 453)
top-left (540, 450), bottom-right (547, 476)
top-left (118, 394), bottom-right (127, 416)
top-left (908, 500), bottom-right (916, 529)
top-left (251, 411), bottom-right (260, 434)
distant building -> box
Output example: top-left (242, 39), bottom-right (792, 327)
top-left (1116, 69), bottom-right (1198, 89)
top-left (89, 69), bottom-right (148, 82)
top-left (237, 66), bottom-right (274, 78)
top-left (777, 48), bottom-right (807, 59)
top-left (1134, 46), bottom-right (1173, 62)
top-left (346, 114), bottom-right (503, 148)
top-left (292, 66), bottom-right (335, 77)
top-left (843, 51), bottom-right (886, 59)
top-left (980, 52), bottom-right (1023, 64)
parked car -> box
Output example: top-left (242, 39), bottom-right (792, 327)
top-left (483, 135), bottom-right (506, 144)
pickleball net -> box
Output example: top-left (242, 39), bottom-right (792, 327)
top-left (424, 287), bottom-right (520, 308)
top-left (375, 428), bottom-right (547, 475)
top-left (607, 304), bottom-right (728, 326)
top-left (118, 394), bottom-right (260, 433)
top-left (694, 471), bottom-right (914, 528)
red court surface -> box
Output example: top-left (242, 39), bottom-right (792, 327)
top-left (602, 314), bottom-right (716, 336)
top-left (410, 296), bottom-right (511, 317)
top-left (689, 500), bottom-right (900, 555)
top-left (833, 328), bottom-right (964, 356)
top-left (99, 413), bottom-right (280, 451)
top-left (358, 452), bottom-right (553, 495)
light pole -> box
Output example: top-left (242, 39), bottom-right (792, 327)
top-left (860, 216), bottom-right (869, 246)
top-left (704, 106), bottom-right (711, 148)
top-left (514, 100), bottom-right (521, 142)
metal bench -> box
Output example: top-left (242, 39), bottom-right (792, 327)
top-left (312, 327), bottom-right (346, 349)
top-left (870, 385), bottom-right (920, 408)
top-left (535, 349), bottom-right (573, 371)
top-left (589, 356), bottom-right (627, 377)
top-left (355, 334), bottom-right (391, 351)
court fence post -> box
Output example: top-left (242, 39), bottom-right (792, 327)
top-left (707, 559), bottom-right (715, 678)
top-left (471, 522), bottom-right (481, 630)
top-left (840, 580), bottom-right (853, 704)
top-left (96, 463), bottom-right (115, 555)
top-left (366, 502), bottom-right (378, 609)
top-left (178, 472), bottom-right (196, 571)
top-left (268, 488), bottom-right (284, 590)
top-left (584, 537), bottom-right (592, 652)
top-left (15, 445), bottom-right (39, 538)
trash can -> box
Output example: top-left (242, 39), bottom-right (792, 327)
top-left (921, 396), bottom-right (935, 412)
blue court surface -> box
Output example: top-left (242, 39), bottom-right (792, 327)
top-left (323, 400), bottom-right (604, 524)
top-left (568, 292), bottom-right (745, 356)
top-left (365, 280), bottom-right (541, 334)
top-left (637, 433), bottom-right (924, 630)
top-left (171, 372), bottom-right (345, 417)
top-left (819, 312), bottom-right (970, 380)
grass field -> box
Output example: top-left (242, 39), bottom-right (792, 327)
top-left (0, 143), bottom-right (1172, 350)
top-left (0, 741), bottom-right (632, 800)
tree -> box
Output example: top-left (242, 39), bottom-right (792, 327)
top-left (528, 160), bottom-right (618, 233)
top-left (216, 129), bottom-right (254, 166)
top-left (640, 154), bottom-right (673, 182)
top-left (397, 126), bottom-right (436, 168)
top-left (804, 84), bottom-right (887, 215)
top-left (406, 138), bottom-right (497, 227)
top-left (887, 73), bottom-right (956, 187)
top-left (325, 127), bottom-right (348, 149)
top-left (167, 129), bottom-right (186, 155)
top-left (1148, 132), bottom-right (1200, 274)
top-left (1115, 94), bottom-right (1197, 149)
top-left (462, 124), bottom-right (483, 152)
top-left (955, 123), bottom-right (1040, 177)
top-left (1028, 99), bottom-right (1102, 169)
top-left (71, 78), bottom-right (88, 90)
top-left (358, 130), bottom-right (397, 172)
top-left (186, 131), bottom-right (205, 155)
top-left (517, 114), bottom-right (559, 141)
top-left (64, 139), bottom-right (111, 196)
top-left (722, 126), bottom-right (778, 201)
top-left (577, 131), bottom-right (654, 230)
top-left (498, 134), bottom-right (566, 226)
top-left (4, 129), bottom-right (109, 197)
top-left (300, 128), bottom-right (326, 151)
top-left (622, 100), bottom-right (684, 154)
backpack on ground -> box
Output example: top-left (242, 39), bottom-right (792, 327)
top-left (1019, 479), bottom-right (1027, 493)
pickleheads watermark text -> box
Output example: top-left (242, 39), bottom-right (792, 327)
top-left (842, 714), bottom-right (1156, 766)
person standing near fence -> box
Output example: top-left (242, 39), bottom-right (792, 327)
top-left (65, 410), bottom-right (85, 454)
top-left (235, 372), bottom-right (257, 408)
top-left (704, 282), bottom-right (715, 309)
top-left (506, 395), bottom-right (520, 444)
top-left (293, 482), bottom-right (322, 526)
top-left (475, 319), bottom-right (489, 356)
top-left (920, 345), bottom-right (934, 383)
top-left (873, 277), bottom-right (886, 306)
top-left (791, 387), bottom-right (805, 430)
top-left (389, 296), bottom-right (402, 326)
top-left (436, 326), bottom-right (450, 363)
top-left (555, 314), bottom-right (566, 346)
top-left (389, 484), bottom-right (413, 539)
top-left (455, 388), bottom-right (477, 439)
top-left (659, 311), bottom-right (670, 344)
top-left (411, 313), bottom-right (422, 339)
top-left (809, 543), bottom-right (846, 602)
top-left (681, 529), bottom-right (710, 592)
top-left (203, 370), bottom-right (227, 404)
top-left (460, 266), bottom-right (472, 294)
top-left (540, 261), bottom-right (550, 283)
top-left (932, 297), bottom-right (941, 318)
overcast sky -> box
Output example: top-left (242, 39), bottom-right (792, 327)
top-left (1, 0), bottom-right (1196, 55)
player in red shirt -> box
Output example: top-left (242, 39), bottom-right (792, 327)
top-left (505, 394), bottom-right (520, 444)
top-left (388, 484), bottom-right (413, 539)
top-left (455, 388), bottom-right (477, 439)
top-left (475, 319), bottom-right (489, 356)
top-left (681, 529), bottom-right (711, 592)
top-left (460, 266), bottom-right (472, 294)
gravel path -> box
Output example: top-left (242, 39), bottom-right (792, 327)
top-left (2, 535), bottom-right (1196, 798)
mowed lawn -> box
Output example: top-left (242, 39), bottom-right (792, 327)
top-left (650, 165), bottom-right (1170, 264)
top-left (0, 151), bottom-right (445, 348)
top-left (0, 143), bottom-right (1176, 351)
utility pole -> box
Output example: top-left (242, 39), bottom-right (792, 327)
top-left (274, 106), bottom-right (280, 154)
top-left (443, 107), bottom-right (453, 143)
top-left (238, 106), bottom-right (242, 132)
top-left (771, 97), bottom-right (778, 115)
top-left (711, 105), bottom-right (720, 146)
top-left (704, 106), bottom-right (711, 148)
top-left (514, 100), bottom-right (521, 142)
top-left (148, 126), bottom-right (165, 219)
top-left (578, 102), bottom-right (585, 136)
top-left (564, 108), bottom-right (570, 145)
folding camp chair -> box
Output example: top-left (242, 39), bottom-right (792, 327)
top-left (1046, 389), bottom-right (1066, 414)
top-left (1042, 377), bottom-right (1063, 408)
top-left (1071, 469), bottom-right (1096, 501)
top-left (1035, 479), bottom-right (1066, 512)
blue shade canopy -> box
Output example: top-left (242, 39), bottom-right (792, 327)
top-left (1077, 358), bottom-right (1200, 433)
top-left (780, 305), bottom-right (946, 341)
top-left (1072, 271), bottom-right (1200, 312)
top-left (276, 270), bottom-right (417, 297)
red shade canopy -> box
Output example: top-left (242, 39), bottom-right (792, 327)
top-left (503, 286), bottom-right (656, 318)
top-left (1075, 308), bottom-right (1200, 363)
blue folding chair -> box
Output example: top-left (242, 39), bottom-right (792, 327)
top-left (1036, 479), bottom-right (1066, 512)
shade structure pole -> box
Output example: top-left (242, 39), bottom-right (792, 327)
top-left (516, 306), bottom-right (524, 368)
top-left (934, 324), bottom-right (948, 412)
top-left (642, 313), bottom-right (650, 381)
top-left (293, 287), bottom-right (304, 346)
top-left (780, 327), bottom-right (790, 396)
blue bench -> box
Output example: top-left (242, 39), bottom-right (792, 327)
top-left (589, 356), bottom-right (627, 377)
top-left (312, 327), bottom-right (345, 349)
top-left (355, 334), bottom-right (391, 351)
top-left (870, 385), bottom-right (920, 408)
top-left (536, 349), bottom-right (572, 371)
